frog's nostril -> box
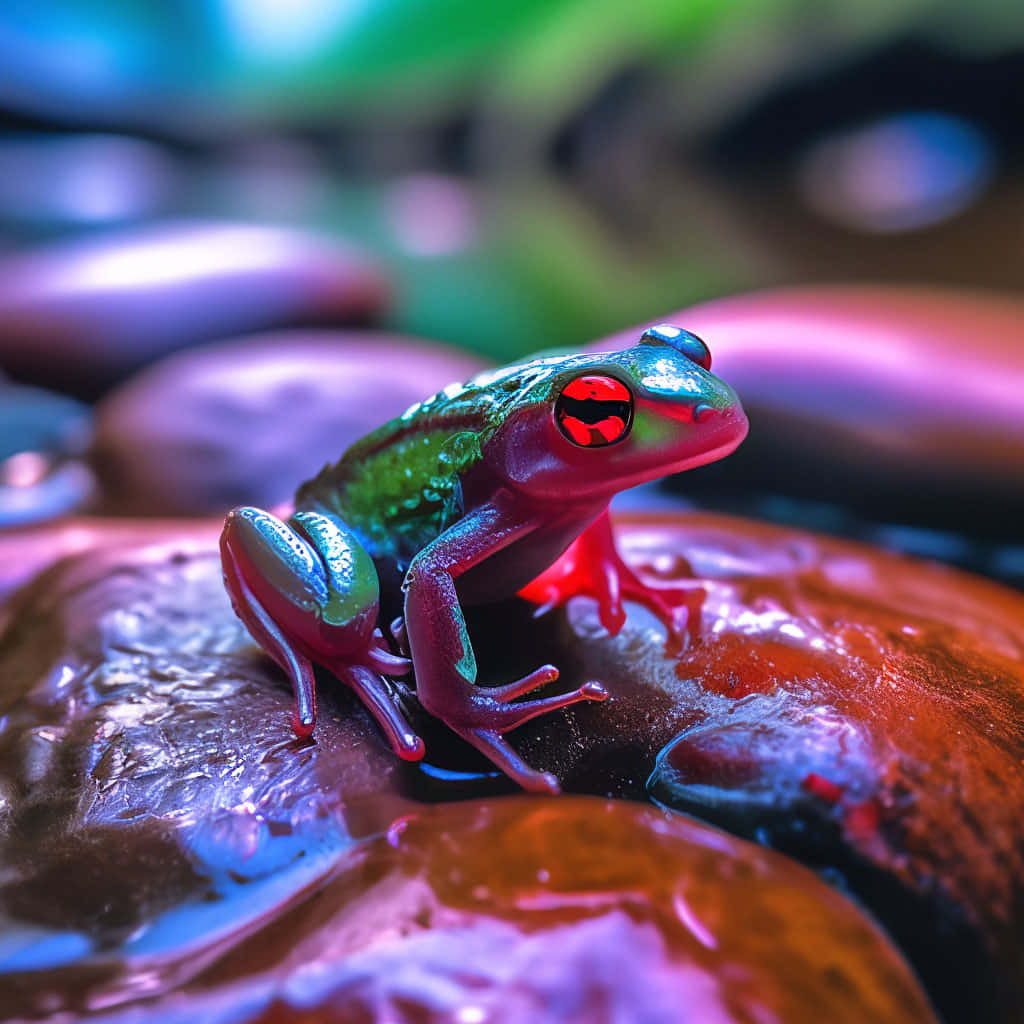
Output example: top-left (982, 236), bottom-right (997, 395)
top-left (694, 403), bottom-right (714, 423)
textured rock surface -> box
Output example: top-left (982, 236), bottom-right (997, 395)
top-left (516, 512), bottom-right (1024, 1023)
top-left (0, 514), bottom-right (1020, 1021)
top-left (596, 286), bottom-right (1024, 531)
top-left (0, 524), bottom-right (414, 1018)
top-left (90, 332), bottom-right (488, 516)
top-left (0, 222), bottom-right (389, 397)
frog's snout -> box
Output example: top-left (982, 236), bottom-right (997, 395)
top-left (712, 396), bottom-right (750, 450)
top-left (685, 387), bottom-right (749, 453)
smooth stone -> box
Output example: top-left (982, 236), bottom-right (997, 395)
top-left (89, 332), bottom-right (488, 516)
top-left (0, 518), bottom-right (217, 611)
top-left (0, 134), bottom-right (178, 230)
top-left (0, 521), bottom-right (415, 1018)
top-left (0, 382), bottom-right (95, 527)
top-left (1, 514), bottom-right (1018, 1021)
top-left (594, 286), bottom-right (1024, 531)
top-left (12, 798), bottom-right (937, 1024)
top-left (0, 222), bottom-right (390, 398)
top-left (510, 511), bottom-right (1024, 1023)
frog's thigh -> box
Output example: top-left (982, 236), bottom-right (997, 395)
top-left (222, 507), bottom-right (329, 619)
top-left (290, 511), bottom-right (379, 630)
top-left (222, 508), bottom-right (373, 641)
top-left (221, 507), bottom-right (324, 733)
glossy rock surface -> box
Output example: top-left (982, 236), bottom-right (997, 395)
top-left (90, 332), bottom-right (488, 516)
top-left (0, 514), bottom-right (1020, 1021)
top-left (597, 286), bottom-right (1024, 530)
top-left (95, 798), bottom-right (937, 1024)
top-left (0, 523), bottom-right (413, 1018)
top-left (515, 513), bottom-right (1024, 1023)
top-left (0, 222), bottom-right (389, 397)
top-left (0, 518), bottom-right (209, 610)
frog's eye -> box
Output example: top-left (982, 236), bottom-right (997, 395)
top-left (640, 324), bottom-right (712, 370)
top-left (555, 375), bottom-right (633, 447)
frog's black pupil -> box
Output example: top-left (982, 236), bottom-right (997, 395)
top-left (559, 395), bottom-right (630, 425)
top-left (555, 378), bottom-right (634, 447)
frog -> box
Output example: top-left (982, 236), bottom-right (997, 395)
top-left (220, 324), bottom-right (748, 793)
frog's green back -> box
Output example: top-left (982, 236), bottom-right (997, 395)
top-left (295, 359), bottom-right (558, 564)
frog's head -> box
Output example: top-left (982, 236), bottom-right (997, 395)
top-left (484, 325), bottom-right (748, 501)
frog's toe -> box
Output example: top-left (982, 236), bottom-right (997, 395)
top-left (341, 664), bottom-right (425, 762)
top-left (483, 679), bottom-right (608, 732)
top-left (459, 728), bottom-right (561, 794)
top-left (488, 664), bottom-right (560, 703)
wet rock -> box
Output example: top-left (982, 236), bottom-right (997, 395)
top-left (0, 222), bottom-right (390, 398)
top-left (596, 286), bottom-right (1024, 533)
top-left (0, 514), bottom-right (1018, 1021)
top-left (7, 796), bottom-right (937, 1024)
top-left (512, 512), bottom-right (1024, 1023)
top-left (0, 524), bottom-right (413, 1017)
top-left (90, 332), bottom-right (488, 516)
top-left (0, 518), bottom-right (203, 609)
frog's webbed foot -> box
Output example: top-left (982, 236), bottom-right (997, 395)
top-left (453, 677), bottom-right (609, 794)
top-left (220, 507), bottom-right (424, 761)
top-left (524, 510), bottom-right (705, 654)
top-left (425, 666), bottom-right (608, 793)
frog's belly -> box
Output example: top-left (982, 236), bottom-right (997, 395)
top-left (457, 518), bottom-right (591, 607)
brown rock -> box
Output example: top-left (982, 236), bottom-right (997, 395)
top-left (1, 512), bottom-right (1020, 1021)
top-left (0, 517), bottom-right (209, 609)
top-left (89, 332), bottom-right (488, 516)
top-left (0, 523), bottom-right (413, 1017)
top-left (11, 798), bottom-right (938, 1024)
top-left (511, 511), bottom-right (1024, 1022)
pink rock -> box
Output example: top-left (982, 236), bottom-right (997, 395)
top-left (0, 222), bottom-right (390, 397)
top-left (89, 331), bottom-right (488, 516)
top-left (595, 286), bottom-right (1024, 522)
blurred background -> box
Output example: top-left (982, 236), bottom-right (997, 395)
top-left (0, 0), bottom-right (1022, 585)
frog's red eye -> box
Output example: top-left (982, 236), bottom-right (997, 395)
top-left (555, 374), bottom-right (633, 448)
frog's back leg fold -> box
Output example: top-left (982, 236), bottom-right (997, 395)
top-left (220, 507), bottom-right (421, 759)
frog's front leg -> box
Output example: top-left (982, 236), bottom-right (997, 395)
top-left (220, 507), bottom-right (422, 760)
top-left (524, 510), bottom-right (706, 654)
top-left (403, 500), bottom-right (608, 793)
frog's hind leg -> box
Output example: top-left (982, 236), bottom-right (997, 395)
top-left (220, 507), bottom-right (422, 760)
top-left (221, 531), bottom-right (318, 737)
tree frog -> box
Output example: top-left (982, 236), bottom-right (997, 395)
top-left (220, 325), bottom-right (747, 792)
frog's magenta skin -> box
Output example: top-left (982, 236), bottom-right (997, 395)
top-left (220, 325), bottom-right (748, 792)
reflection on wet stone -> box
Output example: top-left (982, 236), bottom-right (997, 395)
top-left (0, 512), bottom-right (1022, 1021)
top-left (0, 529), bottom-right (411, 1016)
